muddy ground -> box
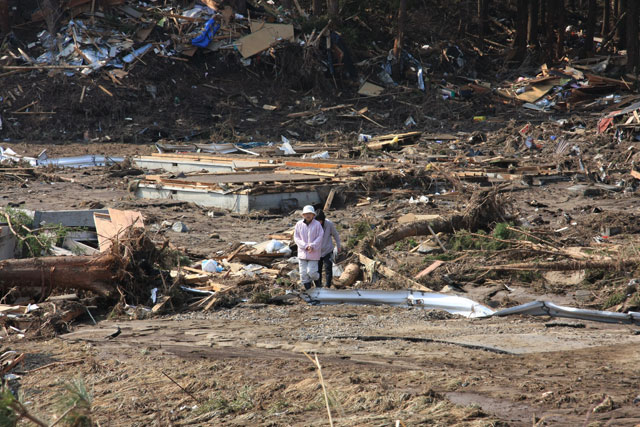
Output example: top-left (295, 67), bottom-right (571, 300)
top-left (2, 1), bottom-right (640, 423)
top-left (7, 304), bottom-right (640, 426)
top-left (2, 147), bottom-right (640, 425)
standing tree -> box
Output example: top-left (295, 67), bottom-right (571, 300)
top-left (327, 0), bottom-right (339, 20)
top-left (312, 0), bottom-right (322, 16)
top-left (528, 0), bottom-right (539, 46)
top-left (392, 0), bottom-right (407, 59)
top-left (602, 0), bottom-right (611, 35)
top-left (514, 0), bottom-right (528, 59)
top-left (555, 0), bottom-right (566, 60)
top-left (584, 0), bottom-right (597, 54)
top-left (625, 0), bottom-right (639, 72)
top-left (478, 0), bottom-right (491, 44)
top-left (616, 0), bottom-right (626, 50)
top-left (0, 0), bottom-right (8, 36)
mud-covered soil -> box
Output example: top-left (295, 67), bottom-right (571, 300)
top-left (3, 1), bottom-right (640, 423)
top-left (2, 150), bottom-right (640, 424)
top-left (8, 304), bottom-right (640, 426)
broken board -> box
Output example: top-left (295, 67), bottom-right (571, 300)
top-left (94, 209), bottom-right (145, 252)
top-left (358, 82), bottom-right (384, 96)
top-left (237, 24), bottom-right (294, 58)
top-left (398, 213), bottom-right (442, 224)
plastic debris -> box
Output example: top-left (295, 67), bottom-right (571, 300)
top-left (202, 259), bottom-right (224, 273)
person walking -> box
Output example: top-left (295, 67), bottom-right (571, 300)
top-left (313, 210), bottom-right (342, 288)
top-left (293, 205), bottom-right (324, 290)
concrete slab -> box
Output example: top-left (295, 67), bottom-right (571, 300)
top-left (135, 183), bottom-right (320, 213)
top-left (135, 157), bottom-right (236, 174)
top-left (33, 209), bottom-right (108, 228)
top-left (0, 225), bottom-right (16, 260)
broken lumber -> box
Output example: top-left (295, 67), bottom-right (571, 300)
top-left (0, 254), bottom-right (117, 296)
top-left (323, 187), bottom-right (336, 211)
top-left (414, 260), bottom-right (444, 279)
top-left (364, 131), bottom-right (422, 151)
top-left (152, 296), bottom-right (171, 313)
top-left (356, 253), bottom-right (432, 291)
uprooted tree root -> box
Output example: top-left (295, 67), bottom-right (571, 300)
top-left (0, 228), bottom-right (173, 306)
top-left (368, 186), bottom-right (512, 252)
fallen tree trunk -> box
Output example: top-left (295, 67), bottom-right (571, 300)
top-left (0, 254), bottom-right (118, 297)
top-left (336, 263), bottom-right (360, 288)
top-left (374, 216), bottom-right (458, 250)
top-left (480, 258), bottom-right (640, 272)
top-left (373, 188), bottom-right (508, 250)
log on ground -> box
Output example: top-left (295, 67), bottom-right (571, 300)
top-left (0, 254), bottom-right (118, 297)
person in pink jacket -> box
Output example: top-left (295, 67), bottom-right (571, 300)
top-left (294, 205), bottom-right (324, 290)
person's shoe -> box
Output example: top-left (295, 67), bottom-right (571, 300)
top-left (303, 282), bottom-right (312, 290)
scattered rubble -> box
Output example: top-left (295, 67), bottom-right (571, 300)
top-left (3, 0), bottom-right (640, 425)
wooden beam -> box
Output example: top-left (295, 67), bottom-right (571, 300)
top-left (323, 187), bottom-right (336, 211)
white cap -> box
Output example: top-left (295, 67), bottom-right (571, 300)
top-left (302, 205), bottom-right (316, 215)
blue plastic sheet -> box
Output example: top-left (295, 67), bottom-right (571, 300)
top-left (191, 18), bottom-right (220, 48)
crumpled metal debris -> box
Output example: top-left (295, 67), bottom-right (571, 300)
top-left (303, 288), bottom-right (640, 325)
top-left (0, 146), bottom-right (122, 168)
top-left (302, 288), bottom-right (493, 318)
top-left (492, 300), bottom-right (640, 325)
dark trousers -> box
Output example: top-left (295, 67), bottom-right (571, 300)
top-left (314, 253), bottom-right (333, 288)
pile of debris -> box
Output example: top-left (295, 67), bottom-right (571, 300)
top-left (496, 62), bottom-right (632, 113)
top-left (5, 1), bottom-right (300, 78)
top-left (0, 207), bottom-right (167, 334)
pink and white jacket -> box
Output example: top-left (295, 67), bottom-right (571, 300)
top-left (294, 219), bottom-right (324, 260)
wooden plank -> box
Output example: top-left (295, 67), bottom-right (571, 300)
top-left (631, 169), bottom-right (640, 180)
top-left (0, 305), bottom-right (26, 314)
top-left (324, 188), bottom-right (336, 211)
top-left (203, 295), bottom-right (219, 311)
top-left (94, 209), bottom-right (144, 252)
top-left (236, 24), bottom-right (294, 58)
top-left (108, 208), bottom-right (144, 230)
top-left (227, 244), bottom-right (246, 262)
top-left (93, 214), bottom-right (119, 253)
top-left (152, 296), bottom-right (171, 313)
top-left (286, 104), bottom-right (352, 118)
top-left (371, 131), bottom-right (422, 141)
top-left (398, 213), bottom-right (442, 224)
top-left (415, 260), bottom-right (444, 279)
top-left (515, 79), bottom-right (561, 103)
top-left (277, 169), bottom-right (336, 177)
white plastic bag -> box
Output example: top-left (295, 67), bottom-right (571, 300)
top-left (265, 239), bottom-right (285, 253)
top-left (202, 259), bottom-right (223, 273)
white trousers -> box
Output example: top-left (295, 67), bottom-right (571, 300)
top-left (299, 259), bottom-right (319, 284)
